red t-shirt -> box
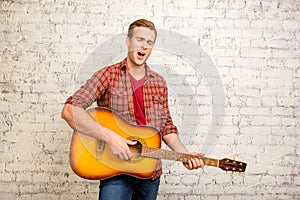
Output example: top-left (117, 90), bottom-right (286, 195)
top-left (128, 73), bottom-right (147, 125)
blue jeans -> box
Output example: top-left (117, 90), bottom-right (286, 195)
top-left (98, 175), bottom-right (160, 200)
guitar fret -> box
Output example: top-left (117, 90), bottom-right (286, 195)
top-left (142, 146), bottom-right (197, 163)
top-left (202, 158), bottom-right (219, 167)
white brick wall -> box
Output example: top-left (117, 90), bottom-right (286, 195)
top-left (1, 0), bottom-right (299, 199)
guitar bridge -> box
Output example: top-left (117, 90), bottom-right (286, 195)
top-left (96, 140), bottom-right (105, 160)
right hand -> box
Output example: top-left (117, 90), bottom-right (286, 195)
top-left (104, 127), bottom-right (136, 160)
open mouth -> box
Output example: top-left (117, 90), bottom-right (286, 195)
top-left (137, 52), bottom-right (145, 57)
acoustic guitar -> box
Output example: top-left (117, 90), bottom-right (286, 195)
top-left (69, 107), bottom-right (247, 180)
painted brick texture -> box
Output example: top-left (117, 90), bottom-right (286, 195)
top-left (0, 0), bottom-right (299, 199)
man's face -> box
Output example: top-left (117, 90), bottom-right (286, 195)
top-left (126, 27), bottom-right (156, 67)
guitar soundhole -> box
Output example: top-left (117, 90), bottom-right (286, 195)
top-left (127, 138), bottom-right (145, 163)
top-left (129, 140), bottom-right (142, 159)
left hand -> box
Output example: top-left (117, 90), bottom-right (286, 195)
top-left (183, 152), bottom-right (205, 170)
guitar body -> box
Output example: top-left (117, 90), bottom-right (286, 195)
top-left (70, 107), bottom-right (248, 180)
top-left (70, 107), bottom-right (161, 180)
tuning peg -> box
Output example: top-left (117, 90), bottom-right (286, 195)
top-left (231, 171), bottom-right (235, 175)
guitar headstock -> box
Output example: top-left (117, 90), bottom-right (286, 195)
top-left (219, 158), bottom-right (247, 173)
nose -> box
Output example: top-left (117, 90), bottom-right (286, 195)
top-left (142, 41), bottom-right (148, 49)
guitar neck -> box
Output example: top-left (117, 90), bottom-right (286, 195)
top-left (142, 146), bottom-right (219, 168)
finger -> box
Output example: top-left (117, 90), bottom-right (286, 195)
top-left (127, 151), bottom-right (133, 159)
top-left (183, 162), bottom-right (189, 169)
top-left (127, 140), bottom-right (137, 145)
top-left (195, 158), bottom-right (202, 168)
top-left (124, 150), bottom-right (133, 160)
top-left (188, 160), bottom-right (193, 169)
top-left (115, 149), bottom-right (131, 160)
top-left (191, 158), bottom-right (202, 169)
top-left (122, 152), bottom-right (129, 160)
top-left (119, 153), bottom-right (129, 160)
top-left (190, 159), bottom-right (198, 169)
top-left (200, 159), bottom-right (205, 168)
top-left (196, 158), bottom-right (204, 168)
top-left (193, 152), bottom-right (205, 159)
top-left (198, 152), bottom-right (205, 157)
top-left (152, 171), bottom-right (158, 180)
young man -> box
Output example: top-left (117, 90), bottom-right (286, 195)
top-left (61, 19), bottom-right (204, 200)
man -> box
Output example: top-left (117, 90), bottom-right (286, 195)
top-left (61, 19), bottom-right (204, 200)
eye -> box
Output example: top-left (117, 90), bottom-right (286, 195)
top-left (147, 41), bottom-right (154, 46)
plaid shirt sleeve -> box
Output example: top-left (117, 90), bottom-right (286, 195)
top-left (65, 68), bottom-right (110, 109)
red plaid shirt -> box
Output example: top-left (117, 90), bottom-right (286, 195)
top-left (65, 58), bottom-right (178, 137)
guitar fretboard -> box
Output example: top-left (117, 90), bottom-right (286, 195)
top-left (142, 146), bottom-right (219, 167)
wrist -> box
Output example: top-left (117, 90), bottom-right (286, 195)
top-left (97, 125), bottom-right (111, 144)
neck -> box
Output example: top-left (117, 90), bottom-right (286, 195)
top-left (126, 58), bottom-right (146, 80)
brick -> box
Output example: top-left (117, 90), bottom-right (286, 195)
top-left (32, 172), bottom-right (50, 183)
top-left (240, 107), bottom-right (270, 115)
top-left (294, 176), bottom-right (300, 186)
top-left (181, 175), bottom-right (199, 185)
top-left (16, 172), bottom-right (32, 182)
top-left (159, 185), bottom-right (192, 194)
top-left (0, 182), bottom-right (19, 193)
top-left (240, 48), bottom-right (267, 58)
top-left (251, 19), bottom-right (269, 29)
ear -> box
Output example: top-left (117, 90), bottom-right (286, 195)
top-left (126, 36), bottom-right (130, 47)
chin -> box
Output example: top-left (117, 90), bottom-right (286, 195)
top-left (134, 58), bottom-right (146, 66)
top-left (136, 61), bottom-right (146, 66)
